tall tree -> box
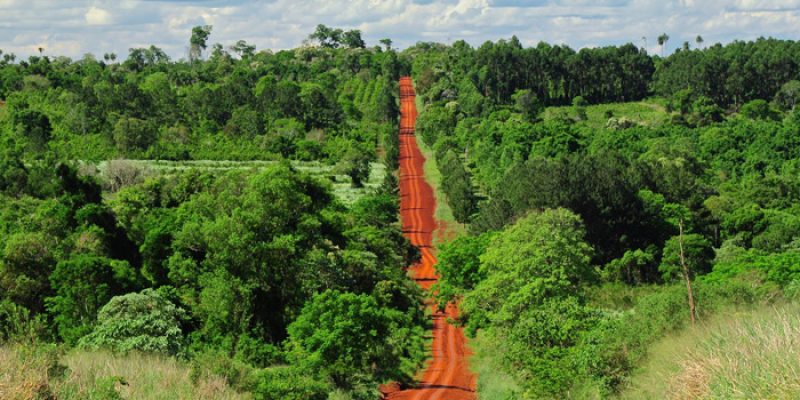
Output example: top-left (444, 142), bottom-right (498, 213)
top-left (189, 25), bottom-right (212, 61)
top-left (658, 33), bottom-right (670, 57)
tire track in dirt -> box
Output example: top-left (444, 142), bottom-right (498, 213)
top-left (381, 77), bottom-right (476, 400)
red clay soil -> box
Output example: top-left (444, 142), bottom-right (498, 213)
top-left (381, 77), bottom-right (477, 400)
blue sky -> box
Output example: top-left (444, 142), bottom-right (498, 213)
top-left (2, 0), bottom-right (800, 59)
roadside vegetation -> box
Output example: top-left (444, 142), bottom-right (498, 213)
top-left (412, 37), bottom-right (800, 399)
top-left (0, 25), bottom-right (426, 400)
top-left (3, 24), bottom-right (800, 399)
top-left (619, 302), bottom-right (800, 400)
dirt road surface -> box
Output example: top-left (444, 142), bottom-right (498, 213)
top-left (381, 77), bottom-right (477, 400)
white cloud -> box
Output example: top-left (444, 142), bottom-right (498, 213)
top-left (0, 0), bottom-right (798, 59)
top-left (85, 6), bottom-right (112, 25)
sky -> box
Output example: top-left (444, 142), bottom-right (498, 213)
top-left (1, 0), bottom-right (800, 60)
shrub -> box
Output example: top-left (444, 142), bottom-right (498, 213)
top-left (500, 297), bottom-right (601, 397)
top-left (253, 367), bottom-right (329, 400)
top-left (0, 300), bottom-right (47, 343)
top-left (79, 288), bottom-right (187, 356)
top-left (573, 280), bottom-right (759, 394)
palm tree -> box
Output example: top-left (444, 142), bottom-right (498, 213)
top-left (695, 35), bottom-right (704, 48)
top-left (657, 33), bottom-right (670, 57)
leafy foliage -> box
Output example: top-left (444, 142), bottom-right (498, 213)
top-left (79, 288), bottom-right (187, 356)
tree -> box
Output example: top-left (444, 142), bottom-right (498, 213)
top-left (112, 116), bottom-right (156, 152)
top-left (659, 227), bottom-right (711, 326)
top-left (696, 35), bottom-right (704, 47)
top-left (79, 288), bottom-right (187, 355)
top-left (230, 40), bottom-right (255, 59)
top-left (657, 33), bottom-right (670, 56)
top-left (309, 24), bottom-right (343, 48)
top-left (1, 232), bottom-right (56, 313)
top-left (691, 95), bottom-right (723, 126)
top-left (774, 80), bottom-right (800, 111)
top-left (434, 233), bottom-right (494, 308)
top-left (287, 290), bottom-right (408, 387)
top-left (0, 140), bottom-right (29, 196)
top-left (11, 108), bottom-right (52, 151)
top-left (512, 89), bottom-right (543, 122)
top-left (603, 248), bottom-right (657, 285)
top-left (335, 144), bottom-right (372, 188)
top-left (47, 255), bottom-right (138, 344)
top-left (463, 208), bottom-right (594, 331)
top-left (379, 38), bottom-right (393, 51)
top-left (439, 150), bottom-right (476, 224)
top-left (341, 29), bottom-right (365, 49)
top-left (189, 25), bottom-right (212, 61)
top-left (573, 95), bottom-right (588, 121)
top-left (740, 99), bottom-right (776, 120)
top-left (657, 203), bottom-right (712, 327)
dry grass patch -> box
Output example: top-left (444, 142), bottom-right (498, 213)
top-left (619, 303), bottom-right (800, 400)
top-left (0, 344), bottom-right (249, 400)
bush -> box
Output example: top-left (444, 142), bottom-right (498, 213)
top-left (433, 232), bottom-right (494, 308)
top-left (0, 300), bottom-right (48, 343)
top-left (500, 297), bottom-right (601, 397)
top-left (78, 288), bottom-right (187, 356)
top-left (190, 348), bottom-right (257, 392)
top-left (573, 280), bottom-right (759, 394)
top-left (253, 367), bottom-right (329, 400)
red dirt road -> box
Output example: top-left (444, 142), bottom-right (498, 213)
top-left (382, 77), bottom-right (476, 400)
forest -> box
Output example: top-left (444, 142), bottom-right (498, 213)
top-left (2, 23), bottom-right (800, 399)
top-left (414, 36), bottom-right (800, 398)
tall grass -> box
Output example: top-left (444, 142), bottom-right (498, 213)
top-left (619, 303), bottom-right (800, 400)
top-left (0, 344), bottom-right (249, 400)
top-left (469, 332), bottom-right (522, 400)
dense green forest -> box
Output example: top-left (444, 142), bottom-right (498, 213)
top-left (0, 26), bottom-right (426, 400)
top-left (3, 25), bottom-right (800, 399)
top-left (414, 37), bottom-right (800, 398)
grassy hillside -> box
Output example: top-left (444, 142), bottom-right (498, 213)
top-left (0, 344), bottom-right (248, 400)
top-left (619, 302), bottom-right (800, 400)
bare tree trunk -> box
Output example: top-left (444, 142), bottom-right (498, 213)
top-left (678, 219), bottom-right (697, 327)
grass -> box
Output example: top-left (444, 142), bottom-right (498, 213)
top-left (617, 302), bottom-right (800, 400)
top-left (0, 344), bottom-right (249, 400)
top-left (414, 93), bottom-right (466, 246)
top-left (92, 159), bottom-right (385, 204)
top-left (542, 99), bottom-right (670, 129)
top-left (414, 135), bottom-right (466, 245)
top-left (468, 332), bottom-right (522, 400)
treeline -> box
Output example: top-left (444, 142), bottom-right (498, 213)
top-left (654, 38), bottom-right (800, 107)
top-left (406, 36), bottom-right (800, 110)
top-left (409, 36), bottom-right (800, 398)
top-left (408, 39), bottom-right (654, 107)
top-left (0, 24), bottom-right (403, 165)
